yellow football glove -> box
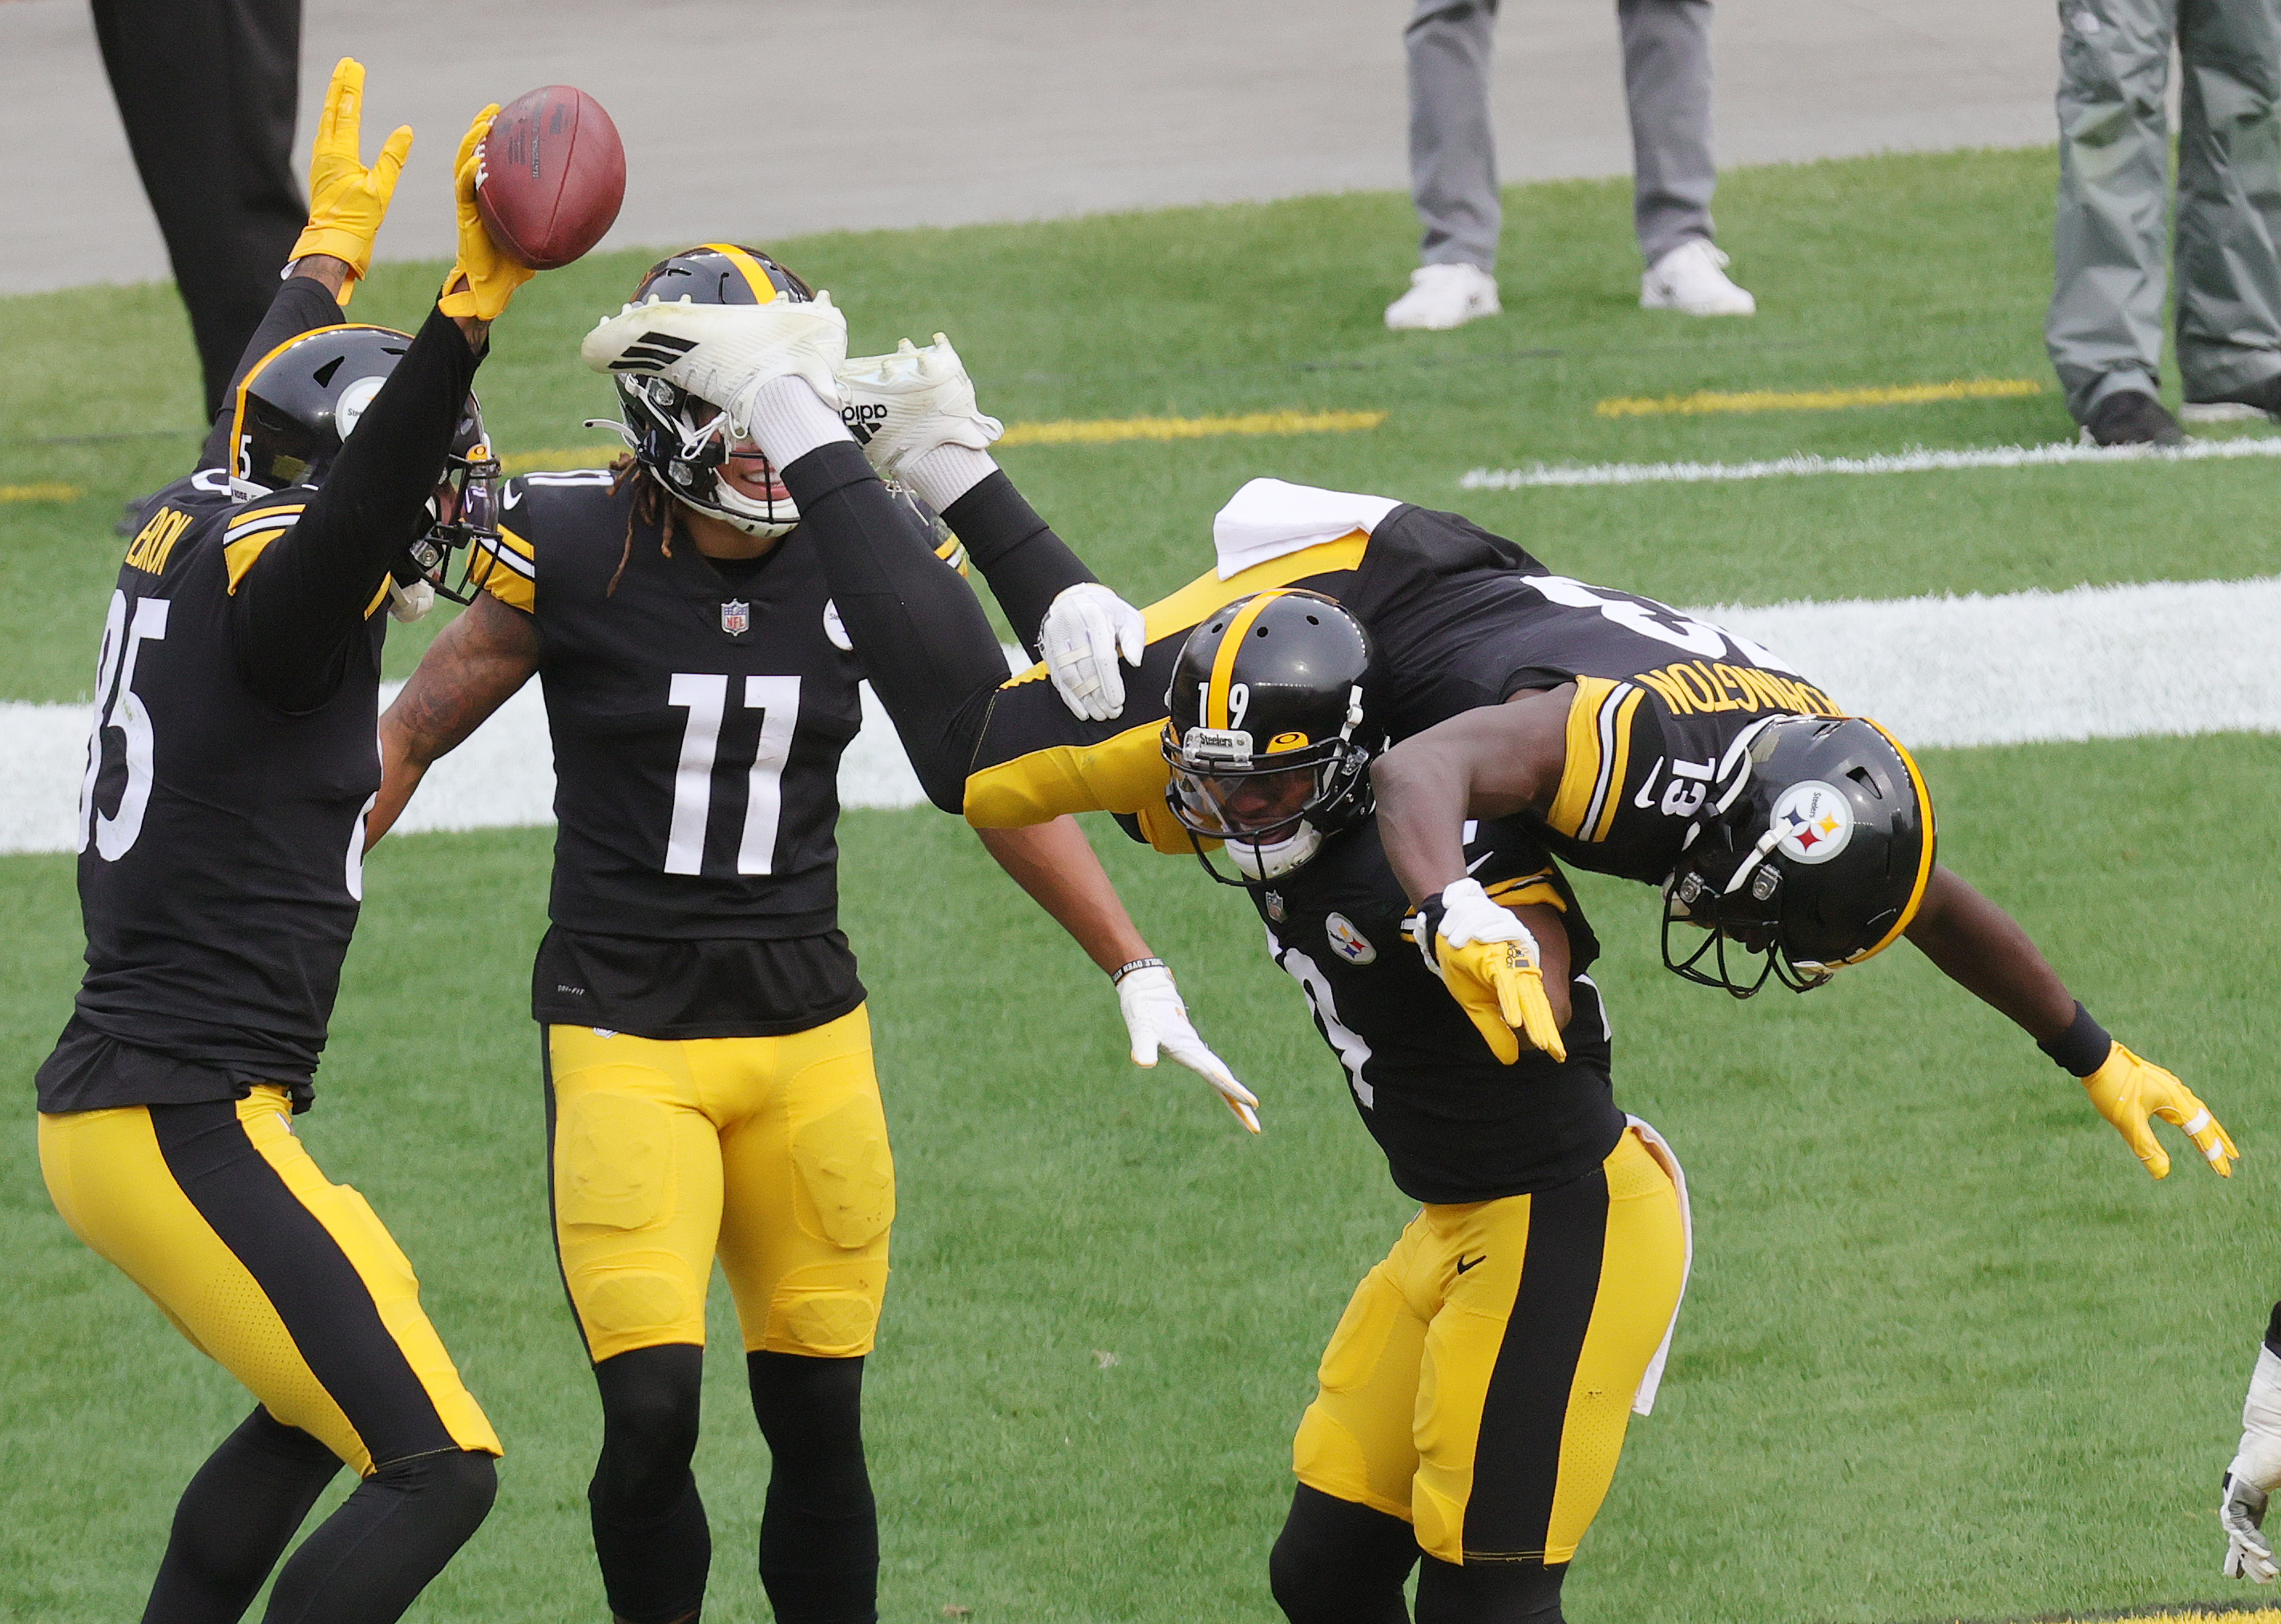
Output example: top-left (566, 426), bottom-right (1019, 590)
top-left (287, 58), bottom-right (413, 305)
top-left (1415, 879), bottom-right (1567, 1066)
top-left (438, 105), bottom-right (534, 322)
top-left (2081, 1044), bottom-right (2237, 1178)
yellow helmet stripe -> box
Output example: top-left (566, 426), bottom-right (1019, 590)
top-left (1206, 590), bottom-right (1288, 730)
top-left (227, 324), bottom-right (401, 486)
top-left (698, 243), bottom-right (779, 305)
top-left (1842, 714), bottom-right (1938, 966)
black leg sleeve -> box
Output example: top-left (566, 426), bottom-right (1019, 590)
top-left (91, 0), bottom-right (306, 421)
top-left (939, 471), bottom-right (1099, 660)
top-left (140, 1405), bottom-right (341, 1624)
top-left (260, 1448), bottom-right (496, 1624)
top-left (749, 1351), bottom-right (878, 1624)
top-left (1413, 1555), bottom-right (1567, 1624)
top-left (781, 442), bottom-right (1013, 814)
top-left (1269, 1483), bottom-right (1419, 1624)
top-left (589, 1345), bottom-right (712, 1624)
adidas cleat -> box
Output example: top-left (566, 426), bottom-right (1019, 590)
top-left (836, 334), bottom-right (1004, 480)
top-left (580, 293), bottom-right (848, 436)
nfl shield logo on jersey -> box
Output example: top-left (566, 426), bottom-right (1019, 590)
top-left (721, 600), bottom-right (750, 636)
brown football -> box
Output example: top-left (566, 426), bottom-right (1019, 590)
top-left (474, 86), bottom-right (626, 271)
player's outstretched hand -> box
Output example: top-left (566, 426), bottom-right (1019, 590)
top-left (2225, 1472), bottom-right (2277, 1582)
top-left (837, 333), bottom-right (1004, 482)
top-left (1414, 878), bottom-right (1565, 1065)
top-left (1116, 963), bottom-right (1260, 1133)
top-left (2081, 1044), bottom-right (2236, 1178)
top-left (439, 106), bottom-right (534, 322)
top-left (289, 58), bottom-right (413, 305)
top-left (1040, 584), bottom-right (1146, 721)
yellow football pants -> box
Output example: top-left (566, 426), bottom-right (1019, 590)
top-left (1294, 1126), bottom-right (1685, 1565)
top-left (545, 1005), bottom-right (894, 1363)
top-left (38, 1087), bottom-right (501, 1477)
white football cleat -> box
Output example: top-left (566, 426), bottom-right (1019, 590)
top-left (581, 293), bottom-right (849, 438)
top-left (1641, 240), bottom-right (1756, 317)
top-left (835, 334), bottom-right (1004, 481)
top-left (1384, 262), bottom-right (1501, 330)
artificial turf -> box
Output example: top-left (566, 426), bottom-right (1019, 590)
top-left (2, 145), bottom-right (2279, 1622)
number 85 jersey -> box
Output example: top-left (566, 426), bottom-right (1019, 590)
top-left (469, 471), bottom-right (890, 941)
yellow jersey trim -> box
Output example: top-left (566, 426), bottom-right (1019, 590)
top-left (224, 528), bottom-right (293, 593)
top-left (1546, 678), bottom-right (1641, 842)
top-left (468, 524), bottom-right (537, 612)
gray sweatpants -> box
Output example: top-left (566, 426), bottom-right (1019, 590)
top-left (1407, 0), bottom-right (1718, 271)
top-left (2047, 0), bottom-right (2281, 419)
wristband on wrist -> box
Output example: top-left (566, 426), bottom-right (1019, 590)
top-left (2037, 1000), bottom-right (2114, 1077)
top-left (1110, 957), bottom-right (1165, 985)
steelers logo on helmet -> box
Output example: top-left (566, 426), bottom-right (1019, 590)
top-left (1770, 780), bottom-right (1855, 864)
top-left (1661, 714), bottom-right (1935, 998)
top-left (1161, 590), bottom-right (1379, 886)
top-left (591, 244), bottom-right (816, 539)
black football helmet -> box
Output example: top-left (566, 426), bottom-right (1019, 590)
top-left (1662, 714), bottom-right (1936, 996)
top-left (227, 323), bottom-right (500, 602)
top-left (590, 243), bottom-right (815, 539)
top-left (1161, 589), bottom-right (1378, 884)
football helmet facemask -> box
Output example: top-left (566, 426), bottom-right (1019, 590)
top-left (228, 323), bottom-right (500, 602)
top-left (1161, 590), bottom-right (1378, 885)
top-left (1661, 713), bottom-right (1936, 996)
top-left (589, 243), bottom-right (815, 539)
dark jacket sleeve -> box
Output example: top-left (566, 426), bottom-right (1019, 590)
top-left (196, 277), bottom-right (349, 474)
top-left (230, 303), bottom-right (481, 713)
top-left (940, 471), bottom-right (1098, 659)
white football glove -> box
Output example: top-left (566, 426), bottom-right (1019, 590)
top-left (2225, 1346), bottom-right (2281, 1581)
top-left (1040, 583), bottom-right (1146, 722)
top-left (1115, 963), bottom-right (1259, 1133)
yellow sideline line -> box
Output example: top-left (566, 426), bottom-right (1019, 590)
top-left (499, 409), bottom-right (1390, 471)
top-left (999, 409), bottom-right (1387, 446)
top-left (0, 482), bottom-right (82, 503)
top-left (1596, 378), bottom-right (2043, 418)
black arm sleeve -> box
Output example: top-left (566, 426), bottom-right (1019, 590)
top-left (231, 304), bottom-right (481, 713)
top-left (939, 471), bottom-right (1098, 660)
top-left (195, 276), bottom-right (347, 473)
top-left (780, 442), bottom-right (1011, 814)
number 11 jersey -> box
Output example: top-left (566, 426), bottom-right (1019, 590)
top-left (468, 471), bottom-right (929, 1038)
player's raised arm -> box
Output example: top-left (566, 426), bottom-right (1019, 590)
top-left (369, 588), bottom-right (541, 846)
top-left (975, 818), bottom-right (1259, 1131)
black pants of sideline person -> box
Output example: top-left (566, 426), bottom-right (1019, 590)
top-left (91, 0), bottom-right (307, 422)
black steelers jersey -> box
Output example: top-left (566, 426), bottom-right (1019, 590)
top-left (35, 472), bottom-right (387, 1112)
top-left (957, 500), bottom-right (1840, 891)
top-left (1252, 815), bottom-right (1625, 1204)
top-left (464, 471), bottom-right (970, 1036)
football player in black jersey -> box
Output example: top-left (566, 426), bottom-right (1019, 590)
top-left (583, 316), bottom-right (2243, 1621)
top-left (32, 62), bottom-right (541, 1624)
top-left (369, 244), bottom-right (1247, 1624)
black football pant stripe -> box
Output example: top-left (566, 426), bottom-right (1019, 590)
top-left (148, 1099), bottom-right (456, 1468)
top-left (1463, 1165), bottom-right (1610, 1561)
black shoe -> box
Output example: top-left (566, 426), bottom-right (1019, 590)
top-left (2081, 390), bottom-right (2186, 447)
top-left (2181, 374), bottom-right (2281, 424)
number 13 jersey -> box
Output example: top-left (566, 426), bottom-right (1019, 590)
top-left (469, 471), bottom-right (953, 1038)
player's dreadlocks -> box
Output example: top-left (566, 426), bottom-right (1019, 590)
top-left (605, 452), bottom-right (683, 596)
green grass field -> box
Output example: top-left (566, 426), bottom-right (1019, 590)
top-left (5, 145), bottom-right (2281, 1622)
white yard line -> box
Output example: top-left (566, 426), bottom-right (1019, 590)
top-left (6, 583), bottom-right (2276, 857)
top-left (1459, 435), bottom-right (2281, 489)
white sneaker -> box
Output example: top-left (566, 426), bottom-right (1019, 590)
top-left (580, 293), bottom-right (849, 437)
top-left (1384, 262), bottom-right (1501, 330)
top-left (836, 334), bottom-right (1005, 480)
top-left (1641, 240), bottom-right (1756, 317)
